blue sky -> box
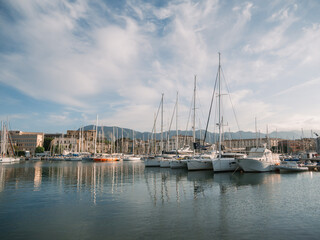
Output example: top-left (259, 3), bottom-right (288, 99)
top-left (1, 0), bottom-right (320, 134)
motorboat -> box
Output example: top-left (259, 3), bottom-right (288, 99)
top-left (237, 147), bottom-right (280, 172)
top-left (277, 161), bottom-right (308, 173)
top-left (123, 155), bottom-right (141, 161)
top-left (93, 154), bottom-right (120, 162)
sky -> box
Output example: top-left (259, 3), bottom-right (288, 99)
top-left (1, 0), bottom-right (320, 135)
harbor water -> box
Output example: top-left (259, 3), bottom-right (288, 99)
top-left (1, 161), bottom-right (320, 240)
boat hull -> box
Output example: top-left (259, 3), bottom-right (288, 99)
top-left (144, 158), bottom-right (161, 167)
top-left (212, 158), bottom-right (239, 172)
top-left (237, 158), bottom-right (275, 172)
top-left (170, 159), bottom-right (187, 169)
top-left (94, 158), bottom-right (119, 162)
top-left (123, 157), bottom-right (141, 161)
top-left (160, 160), bottom-right (171, 168)
top-left (187, 160), bottom-right (213, 171)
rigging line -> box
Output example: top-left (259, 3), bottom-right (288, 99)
top-left (220, 67), bottom-right (242, 140)
top-left (203, 69), bottom-right (219, 145)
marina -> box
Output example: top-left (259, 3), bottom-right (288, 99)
top-left (1, 160), bottom-right (320, 240)
top-left (2, 0), bottom-right (320, 239)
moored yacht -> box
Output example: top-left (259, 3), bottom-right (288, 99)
top-left (144, 155), bottom-right (162, 167)
top-left (170, 155), bottom-right (191, 169)
top-left (187, 152), bottom-right (217, 171)
top-left (159, 155), bottom-right (175, 168)
top-left (237, 147), bottom-right (280, 172)
top-left (212, 152), bottom-right (247, 172)
top-left (93, 154), bottom-right (120, 162)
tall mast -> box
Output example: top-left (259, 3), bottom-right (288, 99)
top-left (121, 128), bottom-right (123, 153)
top-left (218, 52), bottom-right (222, 159)
top-left (154, 113), bottom-right (156, 154)
top-left (176, 91), bottom-right (179, 153)
top-left (161, 93), bottom-right (164, 154)
top-left (94, 115), bottom-right (98, 154)
top-left (255, 117), bottom-right (258, 148)
top-left (193, 76), bottom-right (196, 154)
top-left (132, 129), bottom-right (135, 155)
top-left (102, 126), bottom-right (104, 153)
top-left (266, 124), bottom-right (269, 149)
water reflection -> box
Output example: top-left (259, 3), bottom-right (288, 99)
top-left (213, 172), bottom-right (281, 194)
top-left (34, 162), bottom-right (42, 191)
top-left (1, 161), bottom-right (319, 240)
top-left (0, 161), bottom-right (282, 204)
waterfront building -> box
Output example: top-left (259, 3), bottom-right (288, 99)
top-left (222, 138), bottom-right (281, 152)
top-left (278, 138), bottom-right (316, 154)
top-left (317, 137), bottom-right (320, 154)
top-left (50, 130), bottom-right (97, 154)
top-left (0, 131), bottom-right (44, 155)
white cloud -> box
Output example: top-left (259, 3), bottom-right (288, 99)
top-left (1, 0), bottom-right (320, 133)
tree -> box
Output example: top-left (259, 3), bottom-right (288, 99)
top-left (43, 137), bottom-right (53, 151)
top-left (35, 146), bottom-right (45, 153)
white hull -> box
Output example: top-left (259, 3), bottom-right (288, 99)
top-left (238, 158), bottom-right (276, 172)
top-left (187, 159), bottom-right (213, 171)
top-left (68, 157), bottom-right (82, 161)
top-left (170, 159), bottom-right (187, 169)
top-left (212, 158), bottom-right (238, 172)
top-left (279, 166), bottom-right (308, 173)
top-left (0, 157), bottom-right (20, 163)
top-left (123, 157), bottom-right (141, 161)
top-left (277, 163), bottom-right (309, 173)
top-left (160, 160), bottom-right (171, 168)
top-left (144, 158), bottom-right (161, 167)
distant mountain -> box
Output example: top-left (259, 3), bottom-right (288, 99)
top-left (81, 125), bottom-right (317, 142)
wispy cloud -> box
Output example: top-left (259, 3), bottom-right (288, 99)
top-left (1, 0), bottom-right (320, 132)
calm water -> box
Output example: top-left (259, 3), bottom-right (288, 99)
top-left (1, 161), bottom-right (320, 240)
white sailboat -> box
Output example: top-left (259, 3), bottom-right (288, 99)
top-left (145, 94), bottom-right (164, 167)
top-left (186, 76), bottom-right (215, 171)
top-left (0, 121), bottom-right (20, 163)
top-left (123, 130), bottom-right (141, 161)
top-left (211, 53), bottom-right (245, 172)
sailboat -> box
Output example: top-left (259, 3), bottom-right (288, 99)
top-left (145, 94), bottom-right (168, 167)
top-left (210, 53), bottom-right (246, 172)
top-left (123, 130), bottom-right (141, 161)
top-left (0, 121), bottom-right (20, 163)
top-left (186, 76), bottom-right (217, 171)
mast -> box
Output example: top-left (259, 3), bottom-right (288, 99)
top-left (266, 124), bottom-right (269, 149)
top-left (193, 76), bottom-right (196, 154)
top-left (112, 126), bottom-right (115, 154)
top-left (132, 129), bottom-right (135, 155)
top-left (161, 93), bottom-right (164, 155)
top-left (117, 127), bottom-right (119, 153)
top-left (102, 126), bottom-right (105, 153)
top-left (154, 113), bottom-right (156, 154)
top-left (122, 128), bottom-right (124, 154)
top-left (176, 91), bottom-right (179, 153)
top-left (218, 52), bottom-right (222, 160)
top-left (94, 115), bottom-right (98, 155)
top-left (255, 117), bottom-right (258, 148)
